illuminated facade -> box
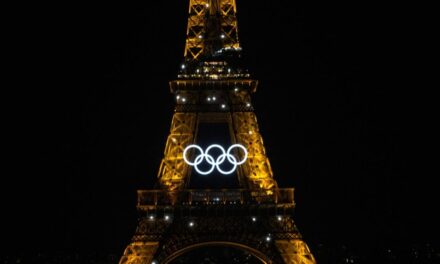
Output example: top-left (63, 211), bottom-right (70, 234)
top-left (119, 0), bottom-right (316, 263)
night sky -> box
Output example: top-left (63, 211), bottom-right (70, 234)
top-left (5, 0), bottom-right (436, 260)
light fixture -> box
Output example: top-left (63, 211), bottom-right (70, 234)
top-left (277, 216), bottom-right (282, 221)
top-left (252, 217), bottom-right (257, 222)
top-left (182, 98), bottom-right (186, 102)
top-left (228, 68), bottom-right (231, 73)
top-left (189, 221), bottom-right (195, 227)
top-left (246, 103), bottom-right (251, 107)
top-left (220, 34), bottom-right (225, 39)
top-left (198, 35), bottom-right (203, 39)
top-left (181, 64), bottom-right (186, 69)
top-left (205, 3), bottom-right (209, 7)
top-left (196, 69), bottom-right (200, 73)
top-left (212, 96), bottom-right (216, 101)
top-left (207, 97), bottom-right (211, 101)
top-left (234, 88), bottom-right (239, 92)
top-left (149, 215), bottom-right (155, 221)
top-left (266, 236), bottom-right (271, 242)
top-left (221, 104), bottom-right (226, 109)
top-left (176, 95), bottom-right (180, 100)
top-left (249, 131), bottom-right (253, 135)
top-left (165, 215), bottom-right (170, 221)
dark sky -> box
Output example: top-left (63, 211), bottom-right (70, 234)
top-left (5, 0), bottom-right (436, 259)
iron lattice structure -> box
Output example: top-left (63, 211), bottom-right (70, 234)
top-left (184, 0), bottom-right (240, 61)
top-left (119, 0), bottom-right (316, 263)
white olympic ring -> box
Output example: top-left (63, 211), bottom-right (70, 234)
top-left (183, 144), bottom-right (248, 175)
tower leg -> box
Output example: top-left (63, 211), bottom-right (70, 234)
top-left (158, 112), bottom-right (196, 191)
top-left (275, 239), bottom-right (316, 264)
top-left (119, 241), bottom-right (159, 264)
top-left (232, 112), bottom-right (277, 190)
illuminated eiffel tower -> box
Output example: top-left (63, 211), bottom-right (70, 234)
top-left (119, 1), bottom-right (316, 263)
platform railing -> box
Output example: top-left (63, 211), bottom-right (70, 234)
top-left (137, 188), bottom-right (294, 208)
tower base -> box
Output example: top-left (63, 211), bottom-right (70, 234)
top-left (119, 189), bottom-right (315, 264)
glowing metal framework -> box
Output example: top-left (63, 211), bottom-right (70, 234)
top-left (184, 0), bottom-right (240, 60)
top-left (119, 0), bottom-right (316, 263)
top-left (158, 83), bottom-right (278, 192)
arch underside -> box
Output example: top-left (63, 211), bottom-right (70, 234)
top-left (119, 237), bottom-right (315, 264)
top-left (155, 233), bottom-right (283, 263)
top-left (164, 239), bottom-right (317, 264)
top-left (119, 215), bottom-right (316, 264)
top-left (164, 241), bottom-right (269, 263)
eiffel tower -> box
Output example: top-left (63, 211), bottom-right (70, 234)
top-left (119, 1), bottom-right (316, 263)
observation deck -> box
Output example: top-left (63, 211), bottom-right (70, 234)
top-left (137, 188), bottom-right (295, 214)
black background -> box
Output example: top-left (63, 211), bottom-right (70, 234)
top-left (4, 0), bottom-right (436, 261)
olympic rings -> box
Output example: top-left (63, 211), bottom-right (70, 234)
top-left (183, 144), bottom-right (248, 175)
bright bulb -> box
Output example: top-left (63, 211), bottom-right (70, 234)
top-left (220, 34), bottom-right (225, 39)
top-left (182, 98), bottom-right (186, 102)
top-left (212, 96), bottom-right (216, 101)
top-left (165, 215), bottom-right (170, 221)
top-left (181, 64), bottom-right (185, 69)
top-left (221, 104), bottom-right (226, 108)
top-left (277, 216), bottom-right (282, 221)
top-left (189, 222), bottom-right (194, 227)
top-left (246, 103), bottom-right (251, 107)
top-left (266, 236), bottom-right (271, 242)
top-left (252, 217), bottom-right (257, 222)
